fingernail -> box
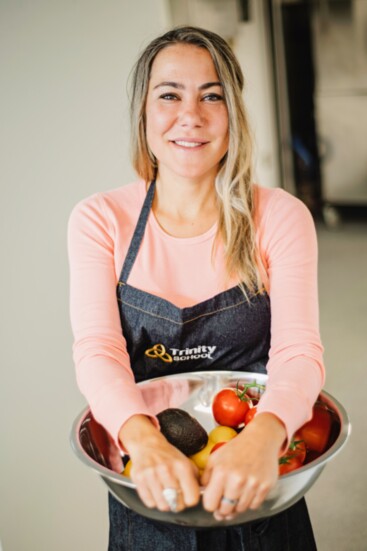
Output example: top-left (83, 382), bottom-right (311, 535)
top-left (214, 511), bottom-right (236, 521)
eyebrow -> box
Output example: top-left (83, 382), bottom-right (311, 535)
top-left (153, 81), bottom-right (222, 90)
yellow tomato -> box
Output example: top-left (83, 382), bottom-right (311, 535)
top-left (208, 426), bottom-right (237, 444)
top-left (188, 459), bottom-right (204, 479)
top-left (190, 441), bottom-right (215, 469)
top-left (122, 459), bottom-right (132, 477)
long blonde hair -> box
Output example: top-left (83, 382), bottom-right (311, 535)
top-left (129, 26), bottom-right (262, 294)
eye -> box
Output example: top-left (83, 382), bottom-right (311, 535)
top-left (159, 93), bottom-right (179, 101)
top-left (202, 93), bottom-right (224, 102)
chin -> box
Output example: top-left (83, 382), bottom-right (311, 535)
top-left (164, 165), bottom-right (220, 183)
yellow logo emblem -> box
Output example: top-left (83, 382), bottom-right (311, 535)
top-left (145, 343), bottom-right (173, 363)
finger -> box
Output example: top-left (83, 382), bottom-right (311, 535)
top-left (150, 478), bottom-right (177, 512)
top-left (158, 465), bottom-right (185, 512)
top-left (134, 480), bottom-right (157, 509)
top-left (200, 463), bottom-right (212, 487)
top-left (161, 486), bottom-right (184, 512)
top-left (174, 462), bottom-right (200, 508)
top-left (214, 511), bottom-right (236, 522)
top-left (217, 494), bottom-right (240, 516)
top-left (134, 469), bottom-right (170, 512)
top-left (235, 478), bottom-right (259, 513)
top-left (201, 471), bottom-right (225, 512)
top-left (130, 466), bottom-right (157, 509)
top-left (209, 468), bottom-right (244, 514)
top-left (248, 482), bottom-right (272, 510)
top-left (215, 481), bottom-right (242, 516)
top-left (152, 465), bottom-right (185, 512)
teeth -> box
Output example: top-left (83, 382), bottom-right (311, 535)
top-left (174, 140), bottom-right (203, 148)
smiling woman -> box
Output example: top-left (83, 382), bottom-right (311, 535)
top-left (145, 43), bottom-right (229, 238)
top-left (68, 26), bottom-right (324, 551)
top-left (145, 44), bottom-right (229, 186)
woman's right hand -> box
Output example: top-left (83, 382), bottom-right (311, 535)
top-left (118, 414), bottom-right (200, 512)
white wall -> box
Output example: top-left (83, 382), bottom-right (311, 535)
top-left (0, 2), bottom-right (279, 549)
top-left (0, 2), bottom-right (169, 550)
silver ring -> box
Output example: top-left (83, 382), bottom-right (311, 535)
top-left (221, 496), bottom-right (239, 507)
top-left (162, 487), bottom-right (179, 512)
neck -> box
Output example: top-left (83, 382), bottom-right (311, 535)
top-left (152, 172), bottom-right (219, 238)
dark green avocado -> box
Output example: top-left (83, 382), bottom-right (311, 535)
top-left (157, 408), bottom-right (208, 456)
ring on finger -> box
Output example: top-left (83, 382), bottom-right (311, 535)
top-left (221, 496), bottom-right (239, 507)
top-left (162, 487), bottom-right (180, 512)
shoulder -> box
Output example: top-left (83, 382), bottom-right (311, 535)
top-left (68, 179), bottom-right (146, 234)
top-left (255, 184), bottom-right (312, 224)
top-left (255, 184), bottom-right (315, 235)
top-left (254, 184), bottom-right (317, 262)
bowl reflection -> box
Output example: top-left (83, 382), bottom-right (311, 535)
top-left (70, 371), bottom-right (350, 527)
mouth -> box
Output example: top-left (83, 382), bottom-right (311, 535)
top-left (171, 139), bottom-right (208, 149)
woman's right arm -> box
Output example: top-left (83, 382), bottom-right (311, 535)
top-left (68, 195), bottom-right (200, 510)
top-left (119, 415), bottom-right (200, 511)
top-left (68, 194), bottom-right (154, 444)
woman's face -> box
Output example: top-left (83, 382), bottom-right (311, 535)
top-left (145, 43), bottom-right (229, 184)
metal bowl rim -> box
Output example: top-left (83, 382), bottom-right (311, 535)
top-left (70, 371), bottom-right (351, 488)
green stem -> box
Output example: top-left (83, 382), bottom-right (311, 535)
top-left (236, 380), bottom-right (266, 401)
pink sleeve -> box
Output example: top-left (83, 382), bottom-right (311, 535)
top-left (256, 189), bottom-right (325, 443)
top-left (67, 194), bottom-right (158, 447)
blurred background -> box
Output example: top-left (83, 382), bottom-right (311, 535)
top-left (1, 1), bottom-right (366, 549)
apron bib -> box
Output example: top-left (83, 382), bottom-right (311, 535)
top-left (110, 181), bottom-right (317, 551)
top-left (116, 180), bottom-right (271, 383)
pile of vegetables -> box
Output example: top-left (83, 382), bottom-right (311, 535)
top-left (210, 382), bottom-right (333, 475)
top-left (121, 381), bottom-right (334, 477)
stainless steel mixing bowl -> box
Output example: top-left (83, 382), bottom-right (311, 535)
top-left (70, 371), bottom-right (350, 527)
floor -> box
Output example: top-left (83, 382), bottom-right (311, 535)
top-left (306, 214), bottom-right (367, 551)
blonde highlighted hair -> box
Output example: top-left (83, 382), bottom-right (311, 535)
top-left (129, 26), bottom-right (262, 294)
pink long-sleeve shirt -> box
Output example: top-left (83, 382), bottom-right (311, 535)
top-left (68, 179), bottom-right (325, 446)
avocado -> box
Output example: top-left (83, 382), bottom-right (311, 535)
top-left (157, 408), bottom-right (208, 456)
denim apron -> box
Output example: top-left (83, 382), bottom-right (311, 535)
top-left (109, 181), bottom-right (317, 551)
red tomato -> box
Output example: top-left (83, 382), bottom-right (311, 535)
top-left (278, 456), bottom-right (303, 476)
top-left (287, 433), bottom-right (307, 464)
top-left (210, 442), bottom-right (226, 454)
top-left (279, 432), bottom-right (307, 476)
top-left (298, 404), bottom-right (332, 453)
top-left (212, 388), bottom-right (252, 428)
top-left (244, 406), bottom-right (257, 425)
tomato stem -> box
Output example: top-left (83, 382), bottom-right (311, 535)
top-left (235, 381), bottom-right (266, 401)
top-left (289, 439), bottom-right (305, 450)
top-left (279, 456), bottom-right (292, 465)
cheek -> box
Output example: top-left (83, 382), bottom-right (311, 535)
top-left (145, 109), bottom-right (161, 153)
top-left (219, 120), bottom-right (229, 151)
top-left (221, 110), bottom-right (229, 137)
top-left (146, 105), bottom-right (171, 136)
top-left (146, 120), bottom-right (161, 154)
top-left (212, 107), bottom-right (229, 142)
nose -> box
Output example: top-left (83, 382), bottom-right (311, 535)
top-left (178, 99), bottom-right (204, 127)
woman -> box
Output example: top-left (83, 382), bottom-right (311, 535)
top-left (68, 26), bottom-right (324, 550)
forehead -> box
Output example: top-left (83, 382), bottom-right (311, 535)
top-left (149, 43), bottom-right (219, 83)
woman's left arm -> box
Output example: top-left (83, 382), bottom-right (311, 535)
top-left (202, 189), bottom-right (325, 518)
top-left (201, 412), bottom-right (286, 519)
top-left (255, 189), bottom-right (325, 442)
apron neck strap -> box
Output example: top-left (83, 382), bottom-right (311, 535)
top-left (118, 180), bottom-right (156, 284)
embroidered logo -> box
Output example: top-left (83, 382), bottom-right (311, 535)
top-left (145, 343), bottom-right (173, 363)
top-left (145, 344), bottom-right (217, 363)
top-left (170, 346), bottom-right (217, 361)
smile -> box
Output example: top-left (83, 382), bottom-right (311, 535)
top-left (172, 140), bottom-right (207, 148)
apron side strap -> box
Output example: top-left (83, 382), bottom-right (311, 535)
top-left (118, 180), bottom-right (156, 283)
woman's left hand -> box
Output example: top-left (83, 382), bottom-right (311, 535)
top-left (201, 413), bottom-right (286, 520)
